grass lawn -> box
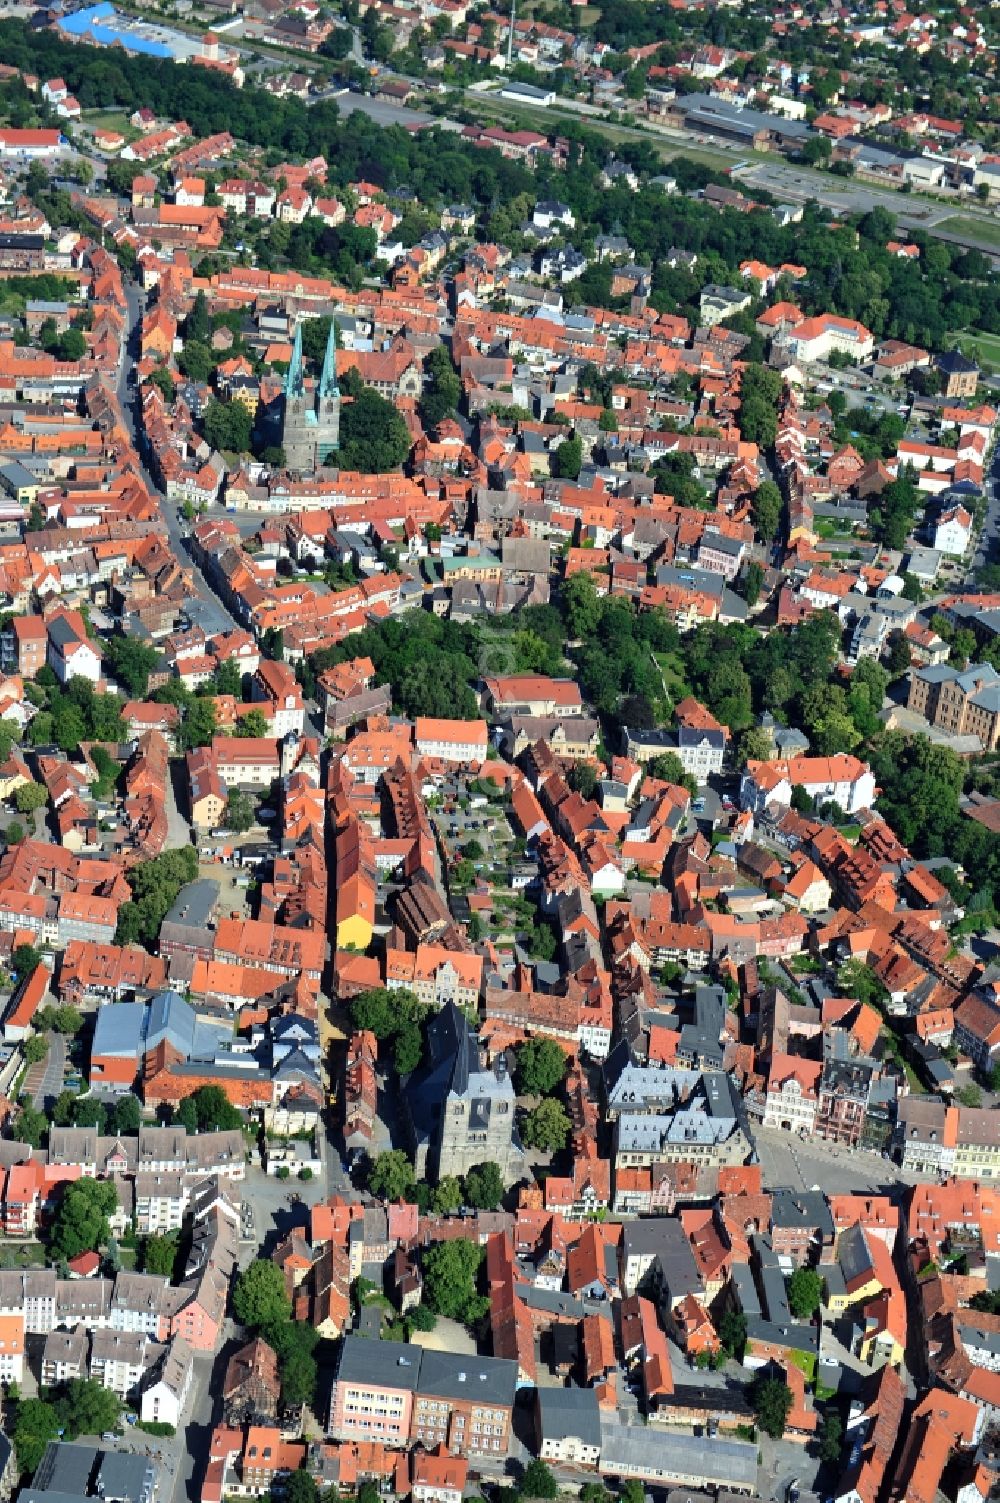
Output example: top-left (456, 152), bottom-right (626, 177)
top-left (947, 327), bottom-right (1000, 369)
top-left (939, 214), bottom-right (1000, 249)
top-left (654, 650), bottom-right (691, 700)
top-left (81, 109), bottom-right (140, 142)
top-left (0, 1242), bottom-right (45, 1269)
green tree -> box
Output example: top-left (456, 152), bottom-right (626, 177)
top-left (368, 1150), bottom-right (416, 1202)
top-left (647, 751), bottom-right (687, 786)
top-left (36, 1006), bottom-right (83, 1036)
top-left (211, 658), bottom-right (242, 697)
top-left (739, 365), bottom-right (782, 449)
top-left (819, 1410), bottom-right (843, 1464)
top-left (180, 696), bottom-right (217, 751)
top-left (737, 726), bottom-right (772, 765)
top-left (103, 636), bottom-right (160, 697)
top-left (787, 1267), bottom-right (823, 1319)
top-left (337, 386), bottom-right (411, 472)
top-left (515, 1038), bottom-right (568, 1096)
top-left (751, 1375), bottom-right (793, 1439)
top-left (109, 1095), bottom-right (142, 1134)
top-left (349, 988), bottom-right (428, 1074)
top-left (463, 1161), bottom-right (504, 1211)
top-left (270, 1322), bottom-right (319, 1409)
top-left (62, 1378), bottom-right (121, 1439)
top-left (285, 1473), bottom-right (318, 1503)
top-left (957, 1083), bottom-right (983, 1108)
top-left (144, 1234), bottom-right (179, 1278)
top-left (148, 366), bottom-right (175, 402)
top-left (561, 572), bottom-right (601, 639)
top-left (73, 1098), bottom-right (107, 1131)
top-left (223, 790), bottom-right (256, 833)
top-left (174, 1084), bottom-right (243, 1132)
top-left (16, 1099), bottom-right (47, 1149)
top-left (801, 683), bottom-right (861, 756)
top-left (752, 480), bottom-right (783, 542)
top-left (521, 1460), bottom-right (558, 1500)
top-left (22, 1035), bottom-right (47, 1065)
top-left (971, 1289), bottom-right (1000, 1314)
top-left (527, 919), bottom-right (557, 963)
top-left (522, 1098), bottom-right (571, 1153)
top-left (852, 653), bottom-right (888, 704)
top-left (552, 432), bottom-right (583, 480)
top-left (261, 628), bottom-right (284, 663)
top-left (393, 1025), bottom-right (422, 1076)
top-left (718, 1307), bottom-right (746, 1358)
top-left (430, 1176), bottom-right (463, 1215)
top-left (185, 290), bottom-right (211, 343)
top-left (13, 944), bottom-right (41, 977)
top-left (115, 847), bottom-right (198, 949)
top-left (13, 1397), bottom-right (61, 1472)
top-left (50, 1178), bottom-right (118, 1260)
top-left (235, 709), bottom-right (269, 739)
top-left (837, 958), bottom-right (888, 1011)
top-left (568, 762), bottom-right (597, 798)
top-left (204, 398), bottom-right (252, 454)
top-left (420, 344), bottom-right (461, 427)
top-left (422, 1239), bottom-right (486, 1324)
top-left (14, 781), bottom-right (47, 814)
top-left (55, 327), bottom-right (85, 362)
top-left (234, 1259), bottom-right (292, 1331)
top-left (741, 560), bottom-right (765, 608)
top-left (350, 987), bottom-right (405, 1038)
top-left (178, 339), bottom-right (215, 383)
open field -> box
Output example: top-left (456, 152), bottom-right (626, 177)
top-left (939, 214), bottom-right (1000, 248)
top-left (81, 109), bottom-right (136, 134)
top-left (948, 328), bottom-right (1000, 367)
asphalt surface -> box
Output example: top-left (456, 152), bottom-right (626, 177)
top-left (119, 284), bottom-right (239, 637)
top-left (300, 76), bottom-right (1000, 255)
top-left (25, 1032), bottom-right (66, 1110)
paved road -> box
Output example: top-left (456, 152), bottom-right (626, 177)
top-left (25, 1032), bottom-right (66, 1110)
top-left (94, 1346), bottom-right (217, 1503)
top-left (119, 284), bottom-right (239, 637)
top-left (317, 78), bottom-right (1000, 255)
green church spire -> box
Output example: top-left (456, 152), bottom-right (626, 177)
top-left (319, 317), bottom-right (339, 398)
top-left (285, 322), bottom-right (304, 398)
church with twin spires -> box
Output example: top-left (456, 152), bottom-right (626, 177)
top-left (280, 319), bottom-right (340, 473)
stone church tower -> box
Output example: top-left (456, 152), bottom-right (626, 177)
top-left (281, 320), bottom-right (340, 473)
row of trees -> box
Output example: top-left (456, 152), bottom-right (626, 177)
top-left (349, 987), bottom-right (430, 1076)
top-left (114, 846), bottom-right (199, 950)
top-left (367, 1149), bottom-right (505, 1214)
top-left (304, 614), bottom-right (481, 723)
top-left (25, 673), bottom-right (125, 755)
top-left (232, 1261), bottom-right (319, 1410)
top-left (14, 1382), bottom-right (121, 1473)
